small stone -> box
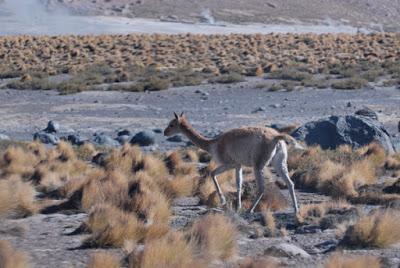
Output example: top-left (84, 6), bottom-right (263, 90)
top-left (153, 128), bottom-right (163, 134)
top-left (93, 133), bottom-right (119, 147)
top-left (252, 107), bottom-right (266, 113)
top-left (33, 132), bottom-right (59, 145)
top-left (346, 102), bottom-right (352, 107)
top-left (117, 129), bottom-right (131, 136)
top-left (0, 133), bottom-right (10, 140)
top-left (116, 135), bottom-right (131, 145)
top-left (264, 243), bottom-right (311, 258)
top-left (67, 134), bottom-right (87, 146)
top-left (355, 107), bottom-right (378, 120)
top-left (270, 104), bottom-right (281, 108)
top-left (167, 135), bottom-right (184, 143)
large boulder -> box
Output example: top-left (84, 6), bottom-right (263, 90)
top-left (292, 115), bottom-right (395, 153)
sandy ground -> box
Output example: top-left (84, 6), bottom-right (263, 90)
top-left (0, 78), bottom-right (399, 150)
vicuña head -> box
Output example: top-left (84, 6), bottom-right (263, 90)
top-left (164, 112), bottom-right (184, 137)
top-left (164, 112), bottom-right (300, 214)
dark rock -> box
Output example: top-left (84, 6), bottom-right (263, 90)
top-left (292, 115), bottom-right (395, 153)
top-left (355, 107), bottom-right (378, 120)
top-left (33, 131), bottom-right (59, 145)
top-left (116, 135), bottom-right (131, 145)
top-left (117, 129), bottom-right (131, 136)
top-left (152, 128), bottom-right (163, 134)
top-left (130, 131), bottom-right (155, 146)
top-left (170, 216), bottom-right (190, 229)
top-left (295, 224), bottom-right (322, 234)
top-left (252, 107), bottom-right (265, 113)
top-left (92, 152), bottom-right (108, 166)
top-left (92, 133), bottom-right (119, 147)
top-left (314, 240), bottom-right (338, 253)
top-left (383, 178), bottom-right (400, 194)
top-left (44, 120), bottom-right (60, 133)
top-left (166, 135), bottom-right (184, 142)
top-left (320, 208), bottom-right (359, 230)
top-left (66, 134), bottom-right (87, 146)
top-left (0, 133), bottom-right (10, 140)
top-left (398, 121), bottom-right (400, 132)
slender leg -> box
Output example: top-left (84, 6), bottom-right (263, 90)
top-left (211, 165), bottom-right (233, 206)
top-left (273, 141), bottom-right (299, 214)
top-left (249, 167), bottom-right (265, 213)
top-left (235, 166), bottom-right (243, 211)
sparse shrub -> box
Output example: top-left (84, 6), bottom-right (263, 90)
top-left (239, 257), bottom-right (278, 268)
top-left (128, 231), bottom-right (199, 268)
top-left (84, 204), bottom-right (144, 248)
top-left (209, 72), bottom-right (244, 84)
top-left (324, 253), bottom-right (381, 268)
top-left (341, 209), bottom-right (400, 248)
top-left (87, 252), bottom-right (120, 268)
top-left (189, 214), bottom-right (237, 260)
top-left (7, 77), bottom-right (54, 91)
top-left (0, 240), bottom-right (30, 268)
top-left (331, 77), bottom-right (368, 90)
top-left (269, 68), bottom-right (312, 81)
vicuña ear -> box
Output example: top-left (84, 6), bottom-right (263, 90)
top-left (180, 112), bottom-right (185, 117)
top-left (174, 112), bottom-right (179, 119)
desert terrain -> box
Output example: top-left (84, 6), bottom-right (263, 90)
top-left (0, 0), bottom-right (400, 268)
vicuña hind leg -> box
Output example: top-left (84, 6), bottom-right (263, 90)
top-left (211, 165), bottom-right (233, 206)
top-left (273, 141), bottom-right (299, 214)
top-left (249, 166), bottom-right (265, 213)
top-left (235, 166), bottom-right (243, 211)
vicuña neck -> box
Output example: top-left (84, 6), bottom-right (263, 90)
top-left (180, 120), bottom-right (212, 152)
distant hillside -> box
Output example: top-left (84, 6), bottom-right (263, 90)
top-left (52, 0), bottom-right (400, 31)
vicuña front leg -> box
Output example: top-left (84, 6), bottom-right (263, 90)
top-left (211, 165), bottom-right (232, 207)
top-left (235, 166), bottom-right (243, 211)
top-left (249, 167), bottom-right (265, 213)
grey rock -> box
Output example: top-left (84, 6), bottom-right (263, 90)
top-left (92, 133), bottom-right (119, 147)
top-left (170, 216), bottom-right (190, 229)
top-left (33, 131), bottom-right (59, 145)
top-left (172, 197), bottom-right (200, 207)
top-left (295, 224), bottom-right (322, 234)
top-left (92, 152), bottom-right (108, 166)
top-left (116, 135), bottom-right (131, 145)
top-left (252, 106), bottom-right (265, 113)
top-left (44, 120), bottom-right (60, 133)
top-left (355, 107), bottom-right (378, 120)
top-left (264, 243), bottom-right (311, 258)
top-left (320, 208), bottom-right (359, 230)
top-left (130, 131), bottom-right (155, 146)
top-left (166, 135), bottom-right (184, 142)
top-left (292, 115), bottom-right (395, 153)
top-left (0, 133), bottom-right (10, 140)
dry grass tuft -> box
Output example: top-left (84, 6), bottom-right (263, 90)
top-left (128, 231), bottom-right (198, 268)
top-left (87, 252), bottom-right (120, 268)
top-left (189, 214), bottom-right (237, 261)
top-left (0, 240), bottom-right (30, 268)
top-left (0, 175), bottom-right (37, 218)
top-left (289, 144), bottom-right (382, 199)
top-left (324, 253), bottom-right (381, 268)
top-left (85, 204), bottom-right (144, 248)
top-left (341, 209), bottom-right (400, 248)
top-left (261, 209), bottom-right (277, 236)
top-left (239, 257), bottom-right (279, 268)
